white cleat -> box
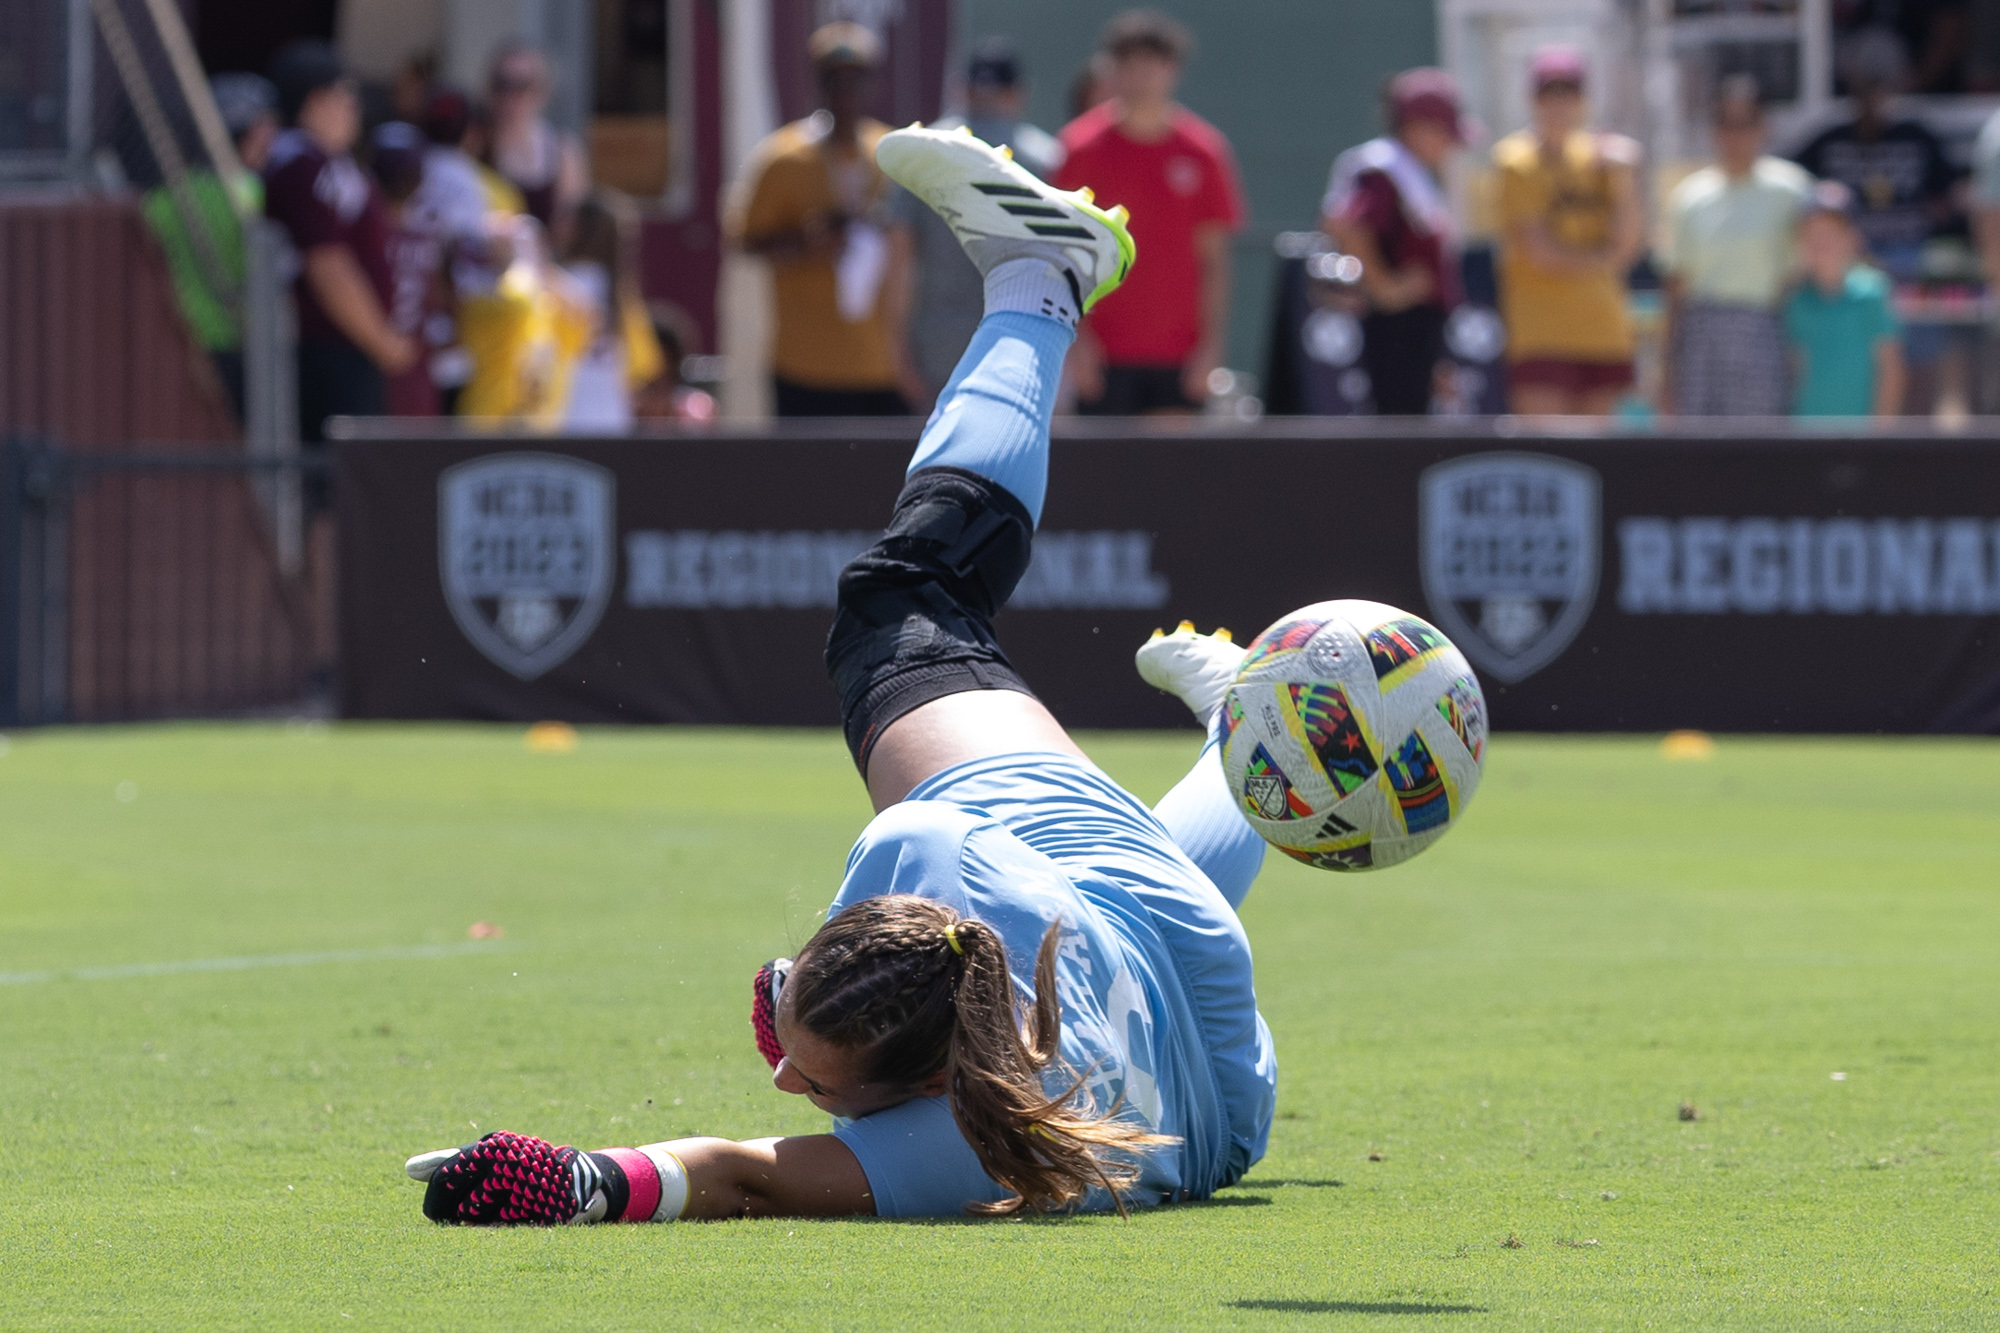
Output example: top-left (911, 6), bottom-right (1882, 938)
top-left (874, 123), bottom-right (1135, 315)
top-left (404, 1147), bottom-right (460, 1182)
top-left (1137, 621), bottom-right (1247, 727)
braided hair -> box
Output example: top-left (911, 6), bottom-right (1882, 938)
top-left (785, 895), bottom-right (1173, 1215)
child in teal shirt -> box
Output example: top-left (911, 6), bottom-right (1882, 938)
top-left (1783, 181), bottom-right (1904, 417)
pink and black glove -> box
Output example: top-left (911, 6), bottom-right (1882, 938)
top-left (405, 1131), bottom-right (688, 1226)
top-left (751, 957), bottom-right (790, 1069)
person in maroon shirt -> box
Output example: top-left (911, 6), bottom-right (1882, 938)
top-left (263, 41), bottom-right (414, 448)
top-left (1056, 11), bottom-right (1245, 415)
top-left (1322, 68), bottom-right (1468, 416)
top-left (368, 122), bottom-right (446, 418)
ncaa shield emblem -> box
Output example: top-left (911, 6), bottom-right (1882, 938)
top-left (439, 453), bottom-right (616, 680)
top-left (1418, 452), bottom-right (1600, 684)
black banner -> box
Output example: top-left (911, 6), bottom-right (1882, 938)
top-left (336, 427), bottom-right (2000, 733)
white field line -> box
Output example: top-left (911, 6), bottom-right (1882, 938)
top-left (0, 941), bottom-right (510, 986)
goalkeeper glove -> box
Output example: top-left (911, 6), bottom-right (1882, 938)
top-left (405, 1131), bottom-right (688, 1225)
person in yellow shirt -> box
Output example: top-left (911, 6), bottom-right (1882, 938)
top-left (1492, 46), bottom-right (1644, 416)
top-left (730, 23), bottom-right (906, 416)
top-left (455, 216), bottom-right (593, 426)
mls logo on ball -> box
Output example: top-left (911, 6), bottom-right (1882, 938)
top-left (438, 453), bottom-right (616, 680)
top-left (1418, 452), bottom-right (1600, 684)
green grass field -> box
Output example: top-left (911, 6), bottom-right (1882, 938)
top-left (2, 724), bottom-right (1996, 1330)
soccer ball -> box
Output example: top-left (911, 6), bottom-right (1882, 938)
top-left (1221, 601), bottom-right (1487, 871)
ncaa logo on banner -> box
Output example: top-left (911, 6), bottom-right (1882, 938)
top-left (1419, 452), bottom-right (1600, 684)
top-left (438, 453), bottom-right (616, 680)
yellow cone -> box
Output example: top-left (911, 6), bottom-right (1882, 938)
top-left (525, 721), bottom-right (579, 753)
top-left (1660, 730), bottom-right (1715, 761)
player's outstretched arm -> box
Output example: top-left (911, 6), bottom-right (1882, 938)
top-left (405, 1129), bottom-right (874, 1224)
top-left (667, 1134), bottom-right (875, 1219)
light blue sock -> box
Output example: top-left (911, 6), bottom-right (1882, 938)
top-left (1154, 713), bottom-right (1267, 911)
top-left (904, 263), bottom-right (1075, 527)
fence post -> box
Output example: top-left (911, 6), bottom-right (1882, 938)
top-left (0, 437), bottom-right (21, 728)
top-left (28, 444), bottom-right (68, 725)
top-left (0, 438), bottom-right (70, 728)
top-left (244, 217), bottom-right (303, 576)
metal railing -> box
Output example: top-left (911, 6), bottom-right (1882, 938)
top-left (0, 437), bottom-right (324, 725)
top-left (4, 0), bottom-right (300, 473)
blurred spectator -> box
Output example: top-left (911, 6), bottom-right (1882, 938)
top-left (263, 41), bottom-right (413, 447)
top-left (466, 101), bottom-right (529, 215)
top-left (408, 87), bottom-right (496, 412)
top-left (1970, 101), bottom-right (2000, 295)
top-left (1068, 55), bottom-right (1112, 122)
top-left (634, 301), bottom-right (719, 422)
top-left (1659, 78), bottom-right (1811, 417)
top-left (1791, 29), bottom-right (1951, 283)
top-left (486, 42), bottom-right (590, 249)
top-left (1058, 10), bottom-right (1245, 415)
top-left (368, 122), bottom-right (446, 417)
top-left (560, 189), bottom-right (667, 431)
top-left (1785, 181), bottom-right (1904, 417)
top-left (1322, 68), bottom-right (1466, 416)
top-left (393, 53), bottom-right (437, 124)
top-left (885, 38), bottom-right (1065, 409)
top-left (1491, 48), bottom-right (1643, 416)
top-left (413, 89), bottom-right (493, 244)
top-left (1837, 1), bottom-right (1972, 95)
top-left (140, 72), bottom-right (277, 422)
top-left (214, 73), bottom-right (281, 171)
top-left (454, 215), bottom-right (592, 425)
top-left (730, 23), bottom-right (904, 417)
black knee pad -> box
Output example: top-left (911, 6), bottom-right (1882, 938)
top-left (826, 467), bottom-right (1038, 771)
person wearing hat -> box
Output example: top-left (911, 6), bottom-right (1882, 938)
top-left (1488, 47), bottom-right (1643, 416)
top-left (140, 71), bottom-right (279, 422)
top-left (1792, 30), bottom-right (1949, 287)
top-left (1055, 10), bottom-right (1245, 415)
top-left (1322, 67), bottom-right (1468, 415)
top-left (883, 38), bottom-right (1066, 409)
top-left (1793, 29), bottom-right (1949, 410)
top-left (263, 40), bottom-right (414, 447)
top-left (1784, 180), bottom-right (1905, 417)
top-left (730, 22), bottom-right (906, 417)
top-left (411, 88), bottom-right (497, 247)
top-left (1659, 77), bottom-right (1812, 417)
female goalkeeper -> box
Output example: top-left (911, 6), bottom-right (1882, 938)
top-left (406, 125), bottom-right (1275, 1223)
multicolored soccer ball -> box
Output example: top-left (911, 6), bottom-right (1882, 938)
top-left (1221, 601), bottom-right (1487, 871)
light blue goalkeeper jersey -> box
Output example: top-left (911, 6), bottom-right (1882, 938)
top-left (827, 751), bottom-right (1276, 1216)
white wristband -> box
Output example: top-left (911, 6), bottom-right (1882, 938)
top-left (636, 1142), bottom-right (691, 1221)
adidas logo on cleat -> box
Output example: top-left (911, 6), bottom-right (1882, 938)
top-left (874, 125), bottom-right (1135, 314)
top-left (972, 184), bottom-right (1094, 235)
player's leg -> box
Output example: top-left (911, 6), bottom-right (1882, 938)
top-left (827, 126), bottom-right (1133, 810)
top-left (861, 690), bottom-right (1082, 809)
top-left (1138, 622), bottom-right (1268, 910)
top-left (813, 130), bottom-right (1275, 1188)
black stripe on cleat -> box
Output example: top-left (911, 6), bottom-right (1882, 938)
top-left (1027, 224), bottom-right (1095, 239)
top-left (1000, 203), bottom-right (1066, 218)
top-left (972, 183), bottom-right (1038, 198)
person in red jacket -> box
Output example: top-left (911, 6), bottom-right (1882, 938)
top-left (1056, 10), bottom-right (1245, 415)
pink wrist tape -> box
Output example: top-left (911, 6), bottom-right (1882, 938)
top-left (601, 1147), bottom-right (661, 1223)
